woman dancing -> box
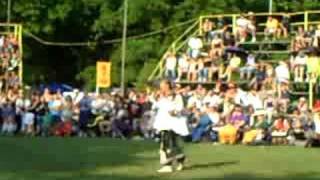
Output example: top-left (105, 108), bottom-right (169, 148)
top-left (153, 80), bottom-right (189, 173)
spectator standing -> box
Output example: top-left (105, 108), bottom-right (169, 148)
top-left (78, 93), bottom-right (92, 137)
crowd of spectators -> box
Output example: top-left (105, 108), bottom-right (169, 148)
top-left (0, 34), bottom-right (21, 93)
top-left (1, 13), bottom-right (320, 147)
top-left (0, 84), bottom-right (319, 147)
top-left (160, 12), bottom-right (320, 147)
top-left (164, 12), bottom-right (320, 85)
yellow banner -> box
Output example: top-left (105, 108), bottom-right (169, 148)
top-left (96, 61), bottom-right (111, 88)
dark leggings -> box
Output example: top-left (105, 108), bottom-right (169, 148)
top-left (160, 130), bottom-right (185, 166)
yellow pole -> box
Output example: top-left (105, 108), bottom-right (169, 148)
top-left (159, 59), bottom-right (164, 79)
top-left (304, 11), bottom-right (309, 31)
top-left (14, 25), bottom-right (17, 37)
top-left (309, 80), bottom-right (313, 109)
top-left (232, 14), bottom-right (236, 35)
top-left (18, 25), bottom-right (23, 84)
top-left (199, 16), bottom-right (203, 36)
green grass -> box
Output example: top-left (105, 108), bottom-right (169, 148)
top-left (0, 138), bottom-right (320, 180)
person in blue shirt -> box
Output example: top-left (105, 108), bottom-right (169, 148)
top-left (78, 93), bottom-right (92, 137)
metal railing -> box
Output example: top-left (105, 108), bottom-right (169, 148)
top-left (148, 19), bottom-right (200, 81)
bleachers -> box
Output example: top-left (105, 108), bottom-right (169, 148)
top-left (148, 11), bottom-right (320, 108)
top-left (0, 23), bottom-right (23, 91)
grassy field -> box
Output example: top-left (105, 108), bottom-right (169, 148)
top-left (0, 138), bottom-right (320, 180)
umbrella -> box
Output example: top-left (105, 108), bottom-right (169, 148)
top-left (225, 46), bottom-right (249, 59)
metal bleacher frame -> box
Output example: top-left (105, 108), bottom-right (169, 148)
top-left (148, 10), bottom-right (320, 108)
top-left (0, 23), bottom-right (23, 84)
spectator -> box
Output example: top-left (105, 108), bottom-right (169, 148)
top-left (164, 52), bottom-right (177, 81)
top-left (240, 54), bottom-right (256, 80)
top-left (219, 105), bottom-right (245, 144)
top-left (222, 54), bottom-right (241, 82)
top-left (197, 58), bottom-right (207, 82)
top-left (275, 61), bottom-right (290, 97)
top-left (280, 14), bottom-right (290, 38)
top-left (191, 105), bottom-right (212, 142)
top-left (188, 36), bottom-right (203, 59)
top-left (78, 93), bottom-right (92, 137)
top-left (1, 100), bottom-right (16, 135)
top-left (187, 58), bottom-right (197, 81)
top-left (236, 14), bottom-right (249, 42)
top-left (177, 54), bottom-right (189, 82)
top-left (271, 115), bottom-right (290, 144)
top-left (210, 34), bottom-right (224, 60)
top-left (242, 111), bottom-right (270, 145)
top-left (264, 92), bottom-right (276, 124)
top-left (292, 52), bottom-right (307, 82)
top-left (264, 16), bottom-right (280, 40)
top-left (202, 19), bottom-right (213, 42)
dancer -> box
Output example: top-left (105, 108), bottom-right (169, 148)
top-left (153, 80), bottom-right (189, 173)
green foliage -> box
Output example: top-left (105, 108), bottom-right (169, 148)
top-left (0, 0), bottom-right (317, 88)
top-left (110, 38), bottom-right (162, 85)
top-left (76, 65), bottom-right (96, 91)
top-left (1, 138), bottom-right (320, 180)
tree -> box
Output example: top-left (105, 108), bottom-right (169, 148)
top-left (0, 0), bottom-right (316, 88)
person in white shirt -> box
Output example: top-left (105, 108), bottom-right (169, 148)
top-left (275, 61), bottom-right (290, 83)
top-left (165, 52), bottom-right (177, 80)
top-left (153, 80), bottom-right (187, 173)
top-left (275, 61), bottom-right (290, 98)
top-left (236, 14), bottom-right (256, 42)
top-left (203, 90), bottom-right (222, 108)
top-left (240, 54), bottom-right (256, 80)
top-left (177, 54), bottom-right (189, 81)
top-left (188, 36), bottom-right (203, 59)
top-left (293, 52), bottom-right (307, 82)
top-left (246, 89), bottom-right (263, 111)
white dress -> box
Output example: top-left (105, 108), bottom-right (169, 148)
top-left (171, 95), bottom-right (190, 136)
top-left (153, 95), bottom-right (189, 136)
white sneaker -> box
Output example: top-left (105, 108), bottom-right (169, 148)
top-left (159, 150), bottom-right (167, 165)
top-left (157, 166), bottom-right (173, 173)
top-left (176, 163), bottom-right (184, 171)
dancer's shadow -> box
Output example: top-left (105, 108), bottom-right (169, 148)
top-left (185, 161), bottom-right (239, 171)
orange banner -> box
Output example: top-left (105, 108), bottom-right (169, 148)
top-left (96, 62), bottom-right (111, 88)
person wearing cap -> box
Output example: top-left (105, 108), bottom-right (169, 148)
top-left (153, 80), bottom-right (187, 173)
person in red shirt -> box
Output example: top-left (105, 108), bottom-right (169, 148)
top-left (271, 115), bottom-right (290, 144)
